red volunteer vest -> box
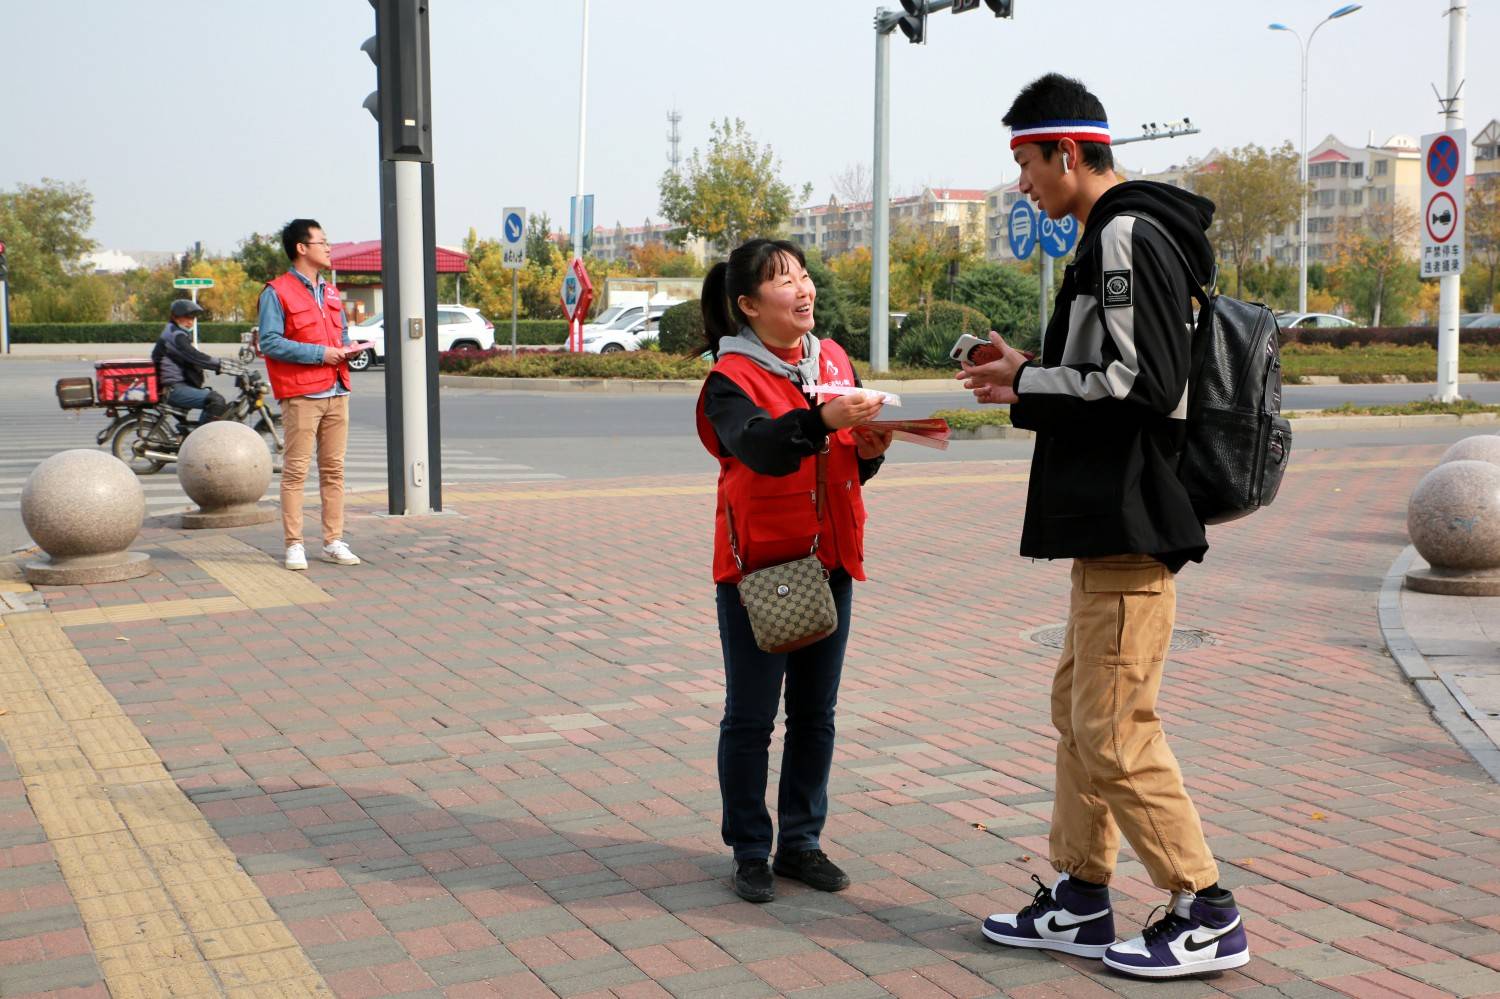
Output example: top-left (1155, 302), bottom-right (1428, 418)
top-left (695, 339), bottom-right (868, 585)
top-left (264, 272), bottom-right (349, 401)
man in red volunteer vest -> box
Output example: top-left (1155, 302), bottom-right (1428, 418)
top-left (256, 219), bottom-right (360, 571)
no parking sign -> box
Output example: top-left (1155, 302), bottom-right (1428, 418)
top-left (1420, 129), bottom-right (1465, 279)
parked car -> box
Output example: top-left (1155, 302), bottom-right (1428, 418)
top-left (1275, 312), bottom-right (1356, 329)
top-left (347, 305), bottom-right (495, 370)
top-left (1461, 312), bottom-right (1500, 329)
top-left (582, 303), bottom-right (674, 353)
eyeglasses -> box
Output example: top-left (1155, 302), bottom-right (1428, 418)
top-left (302, 240), bottom-right (330, 247)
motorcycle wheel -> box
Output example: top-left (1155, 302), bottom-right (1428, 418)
top-left (110, 413), bottom-right (167, 475)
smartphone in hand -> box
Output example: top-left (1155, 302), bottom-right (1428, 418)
top-left (951, 333), bottom-right (1002, 366)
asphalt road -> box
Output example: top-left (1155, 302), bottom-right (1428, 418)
top-left (2, 359), bottom-right (1493, 553)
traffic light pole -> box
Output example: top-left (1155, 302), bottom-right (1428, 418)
top-left (870, 21), bottom-right (891, 373)
top-left (0, 277), bottom-right (9, 355)
top-left (365, 0), bottom-right (441, 515)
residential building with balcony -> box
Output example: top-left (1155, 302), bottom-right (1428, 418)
top-left (787, 187), bottom-right (987, 258)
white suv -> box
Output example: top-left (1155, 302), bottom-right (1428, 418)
top-left (347, 305), bottom-right (495, 370)
top-left (582, 304), bottom-right (673, 353)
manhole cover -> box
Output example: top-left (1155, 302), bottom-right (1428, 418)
top-left (1022, 624), bottom-right (1215, 652)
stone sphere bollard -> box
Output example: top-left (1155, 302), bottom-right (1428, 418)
top-left (1406, 459), bottom-right (1500, 595)
top-left (21, 449), bottom-right (152, 584)
top-left (176, 421), bottom-right (276, 529)
top-left (1439, 434), bottom-right (1500, 467)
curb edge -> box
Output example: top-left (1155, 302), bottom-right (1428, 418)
top-left (1379, 544), bottom-right (1500, 784)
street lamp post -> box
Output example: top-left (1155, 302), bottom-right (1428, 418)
top-left (1269, 4), bottom-right (1362, 316)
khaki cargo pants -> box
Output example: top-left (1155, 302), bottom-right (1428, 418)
top-left (280, 394), bottom-right (348, 549)
top-left (1048, 554), bottom-right (1220, 893)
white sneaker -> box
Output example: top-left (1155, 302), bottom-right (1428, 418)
top-left (321, 540), bottom-right (361, 565)
top-left (284, 544), bottom-right (308, 571)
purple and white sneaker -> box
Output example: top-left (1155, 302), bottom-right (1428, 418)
top-left (981, 873), bottom-right (1116, 958)
top-left (1103, 890), bottom-right (1250, 978)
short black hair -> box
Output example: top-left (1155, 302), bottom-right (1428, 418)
top-left (1002, 73), bottom-right (1114, 174)
top-left (281, 218), bottom-right (323, 261)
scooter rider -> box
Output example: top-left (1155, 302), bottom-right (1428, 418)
top-left (153, 299), bottom-right (228, 425)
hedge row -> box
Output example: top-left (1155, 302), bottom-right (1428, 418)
top-left (465, 353), bottom-right (709, 380)
top-left (13, 318), bottom-right (574, 346)
top-left (1280, 325), bottom-right (1500, 348)
top-left (12, 322), bottom-right (253, 344)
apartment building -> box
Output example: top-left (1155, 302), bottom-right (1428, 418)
top-left (587, 222), bottom-right (709, 266)
top-left (787, 187), bottom-right (987, 257)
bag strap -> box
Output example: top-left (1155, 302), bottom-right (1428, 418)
top-left (1118, 212), bottom-right (1215, 306)
top-left (726, 447), bottom-right (827, 573)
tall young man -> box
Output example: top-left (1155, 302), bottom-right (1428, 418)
top-left (257, 219), bottom-right (360, 571)
top-left (961, 74), bottom-right (1250, 979)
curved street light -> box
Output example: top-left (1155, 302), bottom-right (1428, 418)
top-left (1269, 4), bottom-right (1362, 313)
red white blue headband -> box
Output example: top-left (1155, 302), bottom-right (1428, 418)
top-left (1009, 119), bottom-right (1111, 150)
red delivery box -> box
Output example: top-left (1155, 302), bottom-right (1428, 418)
top-left (95, 360), bottom-right (159, 405)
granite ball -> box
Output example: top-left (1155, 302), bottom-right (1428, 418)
top-left (20, 449), bottom-right (145, 558)
top-left (177, 420), bottom-right (273, 511)
top-left (1439, 434), bottom-right (1500, 468)
top-left (1407, 459), bottom-right (1500, 571)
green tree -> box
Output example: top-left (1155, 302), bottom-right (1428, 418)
top-left (1468, 176), bottom-right (1500, 311)
top-left (951, 261), bottom-right (1042, 352)
top-left (1332, 201), bottom-right (1420, 326)
top-left (1238, 258), bottom-right (1298, 310)
top-left (658, 118), bottom-right (811, 248)
top-left (891, 222), bottom-right (970, 325)
top-left (525, 211), bottom-right (555, 264)
top-left (0, 178), bottom-right (97, 295)
top-left (803, 249), bottom-right (848, 343)
top-left (628, 241), bottom-right (702, 277)
top-left (1188, 142), bottom-right (1301, 297)
top-left (117, 265), bottom-right (182, 322)
top-left (828, 246), bottom-right (872, 310)
top-left (234, 231), bottom-right (287, 285)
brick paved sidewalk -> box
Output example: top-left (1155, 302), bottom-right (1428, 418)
top-left (2, 442), bottom-right (1499, 998)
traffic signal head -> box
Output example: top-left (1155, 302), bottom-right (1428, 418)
top-left (362, 0), bottom-right (432, 162)
top-left (984, 0), bottom-right (1015, 16)
top-left (898, 0), bottom-right (926, 43)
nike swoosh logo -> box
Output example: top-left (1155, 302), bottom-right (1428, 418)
top-left (1181, 917), bottom-right (1241, 952)
top-left (1043, 911), bottom-right (1109, 933)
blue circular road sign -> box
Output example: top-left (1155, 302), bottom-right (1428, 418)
top-left (504, 212), bottom-right (525, 243)
top-left (1007, 200), bottom-right (1037, 260)
top-left (1040, 214), bottom-right (1078, 258)
top-left (1427, 135), bottom-right (1459, 187)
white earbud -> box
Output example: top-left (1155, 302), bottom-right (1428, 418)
top-left (1062, 153), bottom-right (1071, 174)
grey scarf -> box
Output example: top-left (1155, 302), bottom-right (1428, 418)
top-left (717, 327), bottom-right (821, 388)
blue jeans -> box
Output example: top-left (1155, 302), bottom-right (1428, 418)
top-left (165, 383), bottom-right (215, 425)
top-left (716, 569), bottom-right (852, 862)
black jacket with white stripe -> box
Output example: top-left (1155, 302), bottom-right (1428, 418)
top-left (1010, 181), bottom-right (1215, 572)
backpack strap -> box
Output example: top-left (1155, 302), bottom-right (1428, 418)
top-left (1118, 212), bottom-right (1216, 306)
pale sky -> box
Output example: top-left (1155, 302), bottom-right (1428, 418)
top-left (4, 1), bottom-right (1493, 255)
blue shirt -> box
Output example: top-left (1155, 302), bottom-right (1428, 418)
top-left (257, 269), bottom-right (350, 399)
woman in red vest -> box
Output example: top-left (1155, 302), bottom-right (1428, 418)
top-left (695, 238), bottom-right (892, 903)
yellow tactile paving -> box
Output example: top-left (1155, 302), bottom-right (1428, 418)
top-left (166, 535), bottom-right (330, 610)
top-left (0, 559), bottom-right (32, 593)
top-left (350, 454), bottom-right (1433, 510)
top-left (0, 612), bottom-right (334, 997)
top-left (52, 595), bottom-right (250, 628)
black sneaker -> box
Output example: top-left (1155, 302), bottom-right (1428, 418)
top-left (773, 848), bottom-right (851, 892)
top-left (733, 859), bottom-right (775, 903)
